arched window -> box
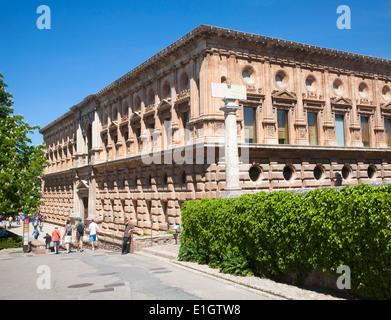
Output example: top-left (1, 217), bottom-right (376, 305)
top-left (148, 89), bottom-right (155, 106)
top-left (122, 101), bottom-right (129, 116)
top-left (180, 72), bottom-right (189, 91)
top-left (84, 122), bottom-right (92, 162)
top-left (103, 112), bottom-right (108, 126)
top-left (134, 96), bottom-right (141, 112)
top-left (112, 107), bottom-right (118, 121)
top-left (162, 81), bottom-right (171, 98)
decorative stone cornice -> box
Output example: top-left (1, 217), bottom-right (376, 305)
top-left (330, 97), bottom-right (352, 105)
top-left (381, 102), bottom-right (391, 116)
top-left (272, 90), bottom-right (297, 101)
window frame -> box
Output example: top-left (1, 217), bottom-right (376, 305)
top-left (307, 111), bottom-right (319, 146)
top-left (335, 113), bottom-right (346, 147)
top-left (277, 109), bottom-right (290, 145)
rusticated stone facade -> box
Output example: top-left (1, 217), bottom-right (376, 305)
top-left (40, 25), bottom-right (391, 237)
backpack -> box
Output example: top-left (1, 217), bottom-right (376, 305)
top-left (77, 223), bottom-right (84, 234)
top-left (66, 225), bottom-right (72, 236)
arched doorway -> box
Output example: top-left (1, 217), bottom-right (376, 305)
top-left (77, 180), bottom-right (89, 220)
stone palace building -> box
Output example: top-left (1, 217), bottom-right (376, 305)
top-left (40, 25), bottom-right (391, 236)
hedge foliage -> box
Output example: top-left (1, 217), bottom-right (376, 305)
top-left (178, 184), bottom-right (391, 299)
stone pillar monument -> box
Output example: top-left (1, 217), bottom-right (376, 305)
top-left (212, 83), bottom-right (246, 199)
top-left (219, 97), bottom-right (243, 199)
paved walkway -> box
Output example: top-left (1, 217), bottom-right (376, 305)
top-left (4, 222), bottom-right (345, 300)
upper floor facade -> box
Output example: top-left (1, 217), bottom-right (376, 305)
top-left (40, 25), bottom-right (391, 175)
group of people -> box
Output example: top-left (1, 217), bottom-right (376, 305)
top-left (44, 218), bottom-right (99, 254)
top-left (0, 215), bottom-right (19, 229)
top-left (1, 212), bottom-right (45, 233)
top-left (45, 218), bottom-right (135, 255)
top-left (31, 213), bottom-right (46, 239)
top-left (1, 211), bottom-right (136, 256)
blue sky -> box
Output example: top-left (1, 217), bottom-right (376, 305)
top-left (1, 0), bottom-right (391, 146)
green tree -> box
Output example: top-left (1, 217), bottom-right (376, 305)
top-left (0, 73), bottom-right (48, 215)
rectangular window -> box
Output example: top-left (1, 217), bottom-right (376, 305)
top-left (244, 107), bottom-right (256, 143)
top-left (335, 114), bottom-right (345, 147)
top-left (385, 118), bottom-right (391, 147)
top-left (135, 128), bottom-right (141, 151)
top-left (277, 109), bottom-right (289, 145)
top-left (147, 122), bottom-right (155, 151)
top-left (361, 116), bottom-right (370, 147)
top-left (182, 112), bottom-right (190, 142)
top-left (307, 112), bottom-right (318, 146)
top-left (162, 200), bottom-right (168, 225)
top-left (164, 118), bottom-right (172, 148)
top-left (123, 130), bottom-right (128, 143)
top-left (146, 200), bottom-right (152, 224)
top-left (132, 199), bottom-right (138, 221)
top-left (121, 199), bottom-right (126, 217)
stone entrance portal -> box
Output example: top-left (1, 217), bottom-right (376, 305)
top-left (76, 180), bottom-right (89, 221)
top-left (82, 196), bottom-right (88, 220)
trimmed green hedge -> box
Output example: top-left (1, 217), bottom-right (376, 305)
top-left (0, 230), bottom-right (23, 250)
top-left (178, 184), bottom-right (391, 299)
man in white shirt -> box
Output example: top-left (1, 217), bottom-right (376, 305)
top-left (88, 219), bottom-right (98, 251)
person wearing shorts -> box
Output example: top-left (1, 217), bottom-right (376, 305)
top-left (63, 221), bottom-right (73, 253)
top-left (75, 218), bottom-right (85, 252)
top-left (88, 219), bottom-right (98, 251)
top-left (52, 227), bottom-right (61, 254)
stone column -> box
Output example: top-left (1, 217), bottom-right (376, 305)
top-left (373, 77), bottom-right (387, 147)
top-left (294, 63), bottom-right (308, 145)
top-left (220, 97), bottom-right (242, 199)
top-left (262, 59), bottom-right (277, 144)
top-left (322, 68), bottom-right (336, 146)
top-left (349, 73), bottom-right (361, 147)
top-left (75, 112), bottom-right (84, 167)
top-left (88, 170), bottom-right (96, 221)
top-left (90, 106), bottom-right (101, 163)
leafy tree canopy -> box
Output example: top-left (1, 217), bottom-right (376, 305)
top-left (0, 73), bottom-right (48, 215)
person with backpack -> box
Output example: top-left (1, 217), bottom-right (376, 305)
top-left (75, 218), bottom-right (85, 252)
top-left (52, 227), bottom-right (61, 255)
top-left (63, 220), bottom-right (73, 253)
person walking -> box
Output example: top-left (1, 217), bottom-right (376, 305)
top-left (88, 219), bottom-right (98, 251)
top-left (43, 233), bottom-right (52, 251)
top-left (63, 220), bottom-right (73, 253)
top-left (32, 226), bottom-right (39, 240)
top-left (32, 218), bottom-right (39, 230)
top-left (38, 215), bottom-right (43, 232)
top-left (52, 227), bottom-right (61, 254)
top-left (121, 219), bottom-right (134, 255)
top-left (75, 218), bottom-right (85, 252)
